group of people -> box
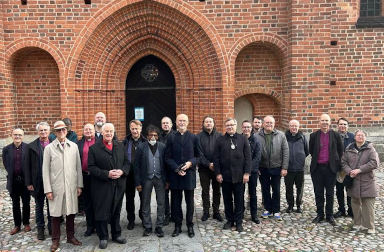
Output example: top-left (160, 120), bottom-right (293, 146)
top-left (2, 112), bottom-right (380, 251)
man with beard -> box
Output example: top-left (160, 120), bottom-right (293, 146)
top-left (284, 120), bottom-right (309, 214)
top-left (94, 112), bottom-right (116, 141)
top-left (25, 122), bottom-right (52, 240)
top-left (123, 119), bottom-right (146, 230)
top-left (253, 116), bottom-right (263, 133)
top-left (197, 116), bottom-right (223, 222)
top-left (165, 114), bottom-right (203, 238)
top-left (88, 123), bottom-right (129, 249)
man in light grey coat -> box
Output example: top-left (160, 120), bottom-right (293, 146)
top-left (43, 121), bottom-right (83, 251)
top-left (255, 115), bottom-right (289, 221)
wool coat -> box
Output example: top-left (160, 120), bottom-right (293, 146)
top-left (42, 138), bottom-right (83, 217)
top-left (341, 142), bottom-right (380, 198)
top-left (2, 142), bottom-right (29, 194)
top-left (88, 140), bottom-right (130, 221)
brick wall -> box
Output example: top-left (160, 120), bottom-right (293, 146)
top-left (0, 0), bottom-right (382, 139)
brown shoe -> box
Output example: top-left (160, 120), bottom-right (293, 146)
top-left (24, 225), bottom-right (31, 232)
top-left (10, 226), bottom-right (21, 235)
top-left (66, 237), bottom-right (82, 246)
top-left (50, 240), bottom-right (59, 251)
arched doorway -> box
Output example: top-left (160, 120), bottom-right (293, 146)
top-left (125, 55), bottom-right (176, 133)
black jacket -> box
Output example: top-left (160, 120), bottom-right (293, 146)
top-left (197, 129), bottom-right (222, 171)
top-left (247, 132), bottom-right (262, 173)
top-left (88, 140), bottom-right (130, 221)
top-left (309, 129), bottom-right (343, 174)
top-left (286, 130), bottom-right (309, 172)
top-left (134, 142), bottom-right (167, 186)
top-left (123, 134), bottom-right (147, 174)
top-left (213, 133), bottom-right (251, 183)
top-left (2, 142), bottom-right (28, 194)
top-left (159, 130), bottom-right (176, 145)
top-left (165, 130), bottom-right (203, 190)
top-left (25, 138), bottom-right (51, 197)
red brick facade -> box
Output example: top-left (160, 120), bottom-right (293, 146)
top-left (0, 0), bottom-right (383, 139)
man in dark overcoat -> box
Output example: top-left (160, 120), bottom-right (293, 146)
top-left (25, 122), bottom-right (52, 240)
top-left (309, 114), bottom-right (343, 226)
top-left (2, 128), bottom-right (31, 235)
top-left (214, 118), bottom-right (251, 232)
top-left (165, 114), bottom-right (203, 238)
top-left (88, 123), bottom-right (130, 249)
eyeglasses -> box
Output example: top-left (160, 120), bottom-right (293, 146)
top-left (264, 122), bottom-right (274, 125)
top-left (148, 134), bottom-right (158, 137)
top-left (242, 126), bottom-right (252, 129)
top-left (225, 124), bottom-right (236, 128)
top-left (39, 129), bottom-right (48, 132)
top-left (55, 128), bottom-right (67, 132)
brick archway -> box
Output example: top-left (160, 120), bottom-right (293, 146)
top-left (71, 1), bottom-right (223, 136)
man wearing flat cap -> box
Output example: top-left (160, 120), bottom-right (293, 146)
top-left (42, 121), bottom-right (83, 251)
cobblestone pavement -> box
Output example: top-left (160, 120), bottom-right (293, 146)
top-left (0, 166), bottom-right (383, 251)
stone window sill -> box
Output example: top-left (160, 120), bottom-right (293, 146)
top-left (355, 17), bottom-right (384, 28)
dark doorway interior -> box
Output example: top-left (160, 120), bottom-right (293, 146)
top-left (126, 55), bottom-right (176, 134)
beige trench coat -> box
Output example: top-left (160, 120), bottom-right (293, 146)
top-left (43, 138), bottom-right (83, 217)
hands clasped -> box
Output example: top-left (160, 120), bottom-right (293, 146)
top-left (109, 169), bottom-right (123, 179)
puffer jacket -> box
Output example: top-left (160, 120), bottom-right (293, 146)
top-left (285, 130), bottom-right (309, 172)
top-left (255, 129), bottom-right (289, 169)
top-left (341, 141), bottom-right (380, 198)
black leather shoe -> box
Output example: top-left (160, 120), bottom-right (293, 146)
top-left (187, 226), bottom-right (195, 238)
top-left (296, 207), bottom-right (302, 213)
top-left (112, 236), bottom-right (127, 244)
top-left (326, 217), bottom-right (337, 226)
top-left (312, 216), bottom-right (324, 223)
top-left (172, 227), bottom-right (181, 237)
top-left (127, 221), bottom-right (135, 230)
top-left (213, 213), bottom-right (224, 222)
top-left (84, 228), bottom-right (95, 237)
top-left (223, 221), bottom-right (234, 230)
top-left (286, 206), bottom-right (294, 213)
top-left (201, 212), bottom-right (209, 221)
top-left (143, 228), bottom-right (152, 237)
top-left (37, 229), bottom-right (45, 240)
top-left (333, 211), bottom-right (346, 218)
top-left (236, 223), bottom-right (244, 232)
top-left (99, 239), bottom-right (108, 249)
top-left (252, 216), bottom-right (260, 224)
top-left (155, 227), bottom-right (164, 237)
top-left (49, 229), bottom-right (52, 236)
top-left (164, 215), bottom-right (170, 226)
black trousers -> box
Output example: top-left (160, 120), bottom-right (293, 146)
top-left (10, 179), bottom-right (31, 227)
top-left (82, 172), bottom-right (95, 230)
top-left (171, 189), bottom-right (194, 227)
top-left (335, 181), bottom-right (352, 214)
top-left (311, 164), bottom-right (336, 218)
top-left (260, 167), bottom-right (281, 213)
top-left (246, 172), bottom-right (258, 217)
top-left (96, 187), bottom-right (124, 240)
top-left (222, 182), bottom-right (244, 224)
top-left (284, 171), bottom-right (304, 208)
top-left (125, 171), bottom-right (142, 222)
top-left (199, 170), bottom-right (221, 214)
top-left (164, 188), bottom-right (171, 216)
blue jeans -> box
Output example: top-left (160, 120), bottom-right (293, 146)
top-left (260, 167), bottom-right (281, 214)
top-left (35, 191), bottom-right (51, 231)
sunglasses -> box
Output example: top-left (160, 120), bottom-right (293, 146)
top-left (55, 128), bottom-right (67, 132)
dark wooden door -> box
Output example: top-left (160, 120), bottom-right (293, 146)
top-left (126, 55), bottom-right (176, 134)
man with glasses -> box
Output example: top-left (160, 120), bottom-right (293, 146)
top-left (25, 122), bottom-right (52, 240)
top-left (43, 121), bottom-right (83, 251)
top-left (214, 118), bottom-right (251, 232)
top-left (3, 128), bottom-right (31, 235)
top-left (134, 125), bottom-right (167, 237)
top-left (255, 115), bottom-right (289, 221)
top-left (49, 118), bottom-right (78, 143)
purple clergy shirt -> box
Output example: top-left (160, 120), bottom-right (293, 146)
top-left (13, 144), bottom-right (23, 178)
top-left (317, 130), bottom-right (330, 165)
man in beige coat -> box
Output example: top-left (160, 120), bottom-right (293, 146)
top-left (43, 121), bottom-right (83, 251)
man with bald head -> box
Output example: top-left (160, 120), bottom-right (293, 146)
top-left (255, 115), bottom-right (289, 221)
top-left (309, 114), bottom-right (343, 226)
top-left (284, 120), bottom-right (309, 214)
top-left (165, 114), bottom-right (203, 238)
top-left (94, 112), bottom-right (117, 141)
top-left (77, 123), bottom-right (97, 237)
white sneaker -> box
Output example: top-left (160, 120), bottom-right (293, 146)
top-left (274, 212), bottom-right (283, 221)
top-left (367, 229), bottom-right (375, 234)
top-left (352, 225), bottom-right (361, 230)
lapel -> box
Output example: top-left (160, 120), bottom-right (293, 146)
top-left (315, 130), bottom-right (321, 153)
top-left (328, 130), bottom-right (333, 152)
top-left (177, 131), bottom-right (191, 147)
top-left (143, 143), bottom-right (149, 169)
top-left (9, 144), bottom-right (14, 171)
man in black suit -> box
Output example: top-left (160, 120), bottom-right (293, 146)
top-left (2, 128), bottom-right (31, 235)
top-left (134, 125), bottom-right (167, 237)
top-left (165, 114), bottom-right (203, 238)
top-left (309, 114), bottom-right (343, 226)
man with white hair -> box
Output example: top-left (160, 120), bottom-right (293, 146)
top-left (88, 123), bottom-right (130, 249)
top-left (309, 114), bottom-right (343, 226)
top-left (284, 119), bottom-right (309, 214)
top-left (255, 115), bottom-right (289, 221)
